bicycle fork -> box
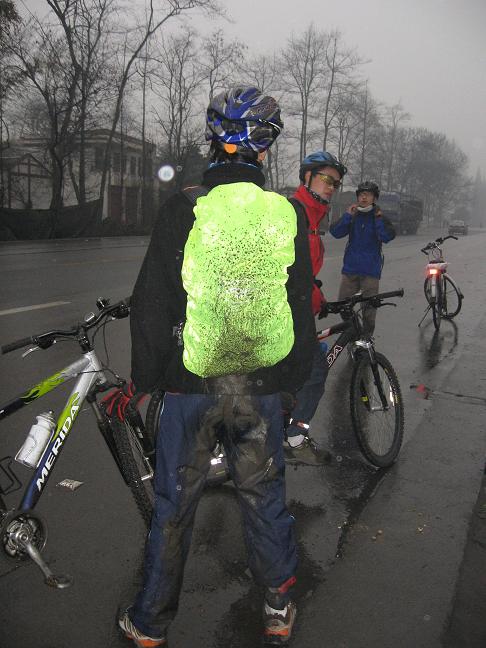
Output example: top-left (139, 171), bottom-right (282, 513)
top-left (355, 340), bottom-right (389, 411)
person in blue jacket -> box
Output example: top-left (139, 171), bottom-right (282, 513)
top-left (330, 181), bottom-right (395, 334)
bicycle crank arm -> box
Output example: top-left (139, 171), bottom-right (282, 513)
top-left (22, 538), bottom-right (73, 589)
top-left (3, 511), bottom-right (73, 589)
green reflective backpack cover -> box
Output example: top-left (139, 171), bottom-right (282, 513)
top-left (182, 182), bottom-right (296, 377)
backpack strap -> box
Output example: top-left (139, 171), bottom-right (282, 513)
top-left (182, 185), bottom-right (209, 206)
top-left (288, 196), bottom-right (322, 291)
top-left (288, 196), bottom-right (322, 235)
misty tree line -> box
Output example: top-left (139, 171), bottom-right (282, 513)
top-left (0, 0), bottom-right (480, 225)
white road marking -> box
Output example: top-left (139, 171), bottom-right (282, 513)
top-left (0, 301), bottom-right (71, 316)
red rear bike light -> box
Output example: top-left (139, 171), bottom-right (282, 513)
top-left (428, 267), bottom-right (439, 275)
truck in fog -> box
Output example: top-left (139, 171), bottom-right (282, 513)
top-left (378, 192), bottom-right (423, 235)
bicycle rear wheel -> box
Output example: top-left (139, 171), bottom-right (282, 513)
top-left (350, 351), bottom-right (404, 467)
top-left (423, 277), bottom-right (433, 304)
top-left (110, 417), bottom-right (154, 527)
top-left (424, 277), bottom-right (442, 330)
top-left (144, 389), bottom-right (163, 448)
top-left (442, 274), bottom-right (462, 319)
top-left (432, 276), bottom-right (443, 330)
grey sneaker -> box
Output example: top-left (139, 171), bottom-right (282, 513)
top-left (263, 600), bottom-right (297, 645)
top-left (118, 611), bottom-right (166, 647)
top-left (284, 435), bottom-right (332, 466)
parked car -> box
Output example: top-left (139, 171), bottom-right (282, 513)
top-left (448, 219), bottom-right (468, 235)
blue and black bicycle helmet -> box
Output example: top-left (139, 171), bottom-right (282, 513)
top-left (356, 180), bottom-right (380, 199)
top-left (205, 86), bottom-right (283, 152)
top-left (299, 151), bottom-right (347, 182)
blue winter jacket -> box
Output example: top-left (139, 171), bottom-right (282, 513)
top-left (329, 207), bottom-right (396, 279)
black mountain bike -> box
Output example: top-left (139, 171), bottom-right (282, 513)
top-left (317, 289), bottom-right (405, 467)
top-left (0, 297), bottom-right (155, 588)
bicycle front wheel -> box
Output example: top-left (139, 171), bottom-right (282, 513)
top-left (442, 274), bottom-right (462, 319)
top-left (350, 352), bottom-right (404, 467)
top-left (110, 417), bottom-right (154, 527)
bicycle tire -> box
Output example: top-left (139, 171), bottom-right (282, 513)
top-left (424, 276), bottom-right (441, 329)
top-left (423, 277), bottom-right (433, 305)
top-left (145, 390), bottom-right (230, 486)
top-left (442, 274), bottom-right (462, 319)
top-left (350, 351), bottom-right (404, 468)
top-left (110, 417), bottom-right (154, 527)
top-left (145, 389), bottom-right (163, 447)
top-left (432, 275), bottom-right (443, 330)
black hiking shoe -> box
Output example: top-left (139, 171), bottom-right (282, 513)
top-left (284, 435), bottom-right (332, 466)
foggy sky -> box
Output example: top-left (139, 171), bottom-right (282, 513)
top-left (199, 0), bottom-right (486, 177)
top-left (24, 0), bottom-right (486, 176)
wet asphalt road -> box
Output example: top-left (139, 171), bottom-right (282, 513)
top-left (0, 229), bottom-right (485, 648)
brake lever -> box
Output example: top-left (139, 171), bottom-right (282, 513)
top-left (379, 302), bottom-right (397, 308)
top-left (22, 345), bottom-right (41, 358)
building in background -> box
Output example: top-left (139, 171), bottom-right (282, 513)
top-left (0, 129), bottom-right (158, 226)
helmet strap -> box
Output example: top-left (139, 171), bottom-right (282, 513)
top-left (304, 185), bottom-right (329, 206)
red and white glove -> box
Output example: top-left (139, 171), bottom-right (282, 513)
top-left (101, 381), bottom-right (138, 421)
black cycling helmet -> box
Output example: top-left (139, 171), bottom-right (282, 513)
top-left (356, 181), bottom-right (380, 199)
top-left (205, 86), bottom-right (283, 153)
top-left (299, 151), bottom-right (347, 182)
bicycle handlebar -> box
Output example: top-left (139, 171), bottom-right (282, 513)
top-left (1, 296), bottom-right (132, 355)
top-left (1, 336), bottom-right (36, 354)
top-left (421, 234), bottom-right (458, 254)
top-left (320, 288), bottom-right (404, 317)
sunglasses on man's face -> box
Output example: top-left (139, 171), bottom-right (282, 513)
top-left (315, 173), bottom-right (341, 189)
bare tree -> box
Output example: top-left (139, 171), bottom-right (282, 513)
top-left (200, 28), bottom-right (246, 98)
top-left (238, 52), bottom-right (284, 189)
top-left (96, 0), bottom-right (223, 212)
top-left (150, 26), bottom-right (204, 189)
top-left (0, 0), bottom-right (21, 206)
top-left (348, 84), bottom-right (384, 183)
top-left (331, 93), bottom-right (362, 174)
top-left (45, 0), bottom-right (115, 205)
top-left (6, 18), bottom-right (83, 215)
top-left (382, 101), bottom-right (410, 191)
top-left (280, 25), bottom-right (327, 160)
top-left (320, 30), bottom-right (364, 151)
top-left (400, 128), bottom-right (468, 225)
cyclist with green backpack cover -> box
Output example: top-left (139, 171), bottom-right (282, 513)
top-left (121, 87), bottom-right (315, 646)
